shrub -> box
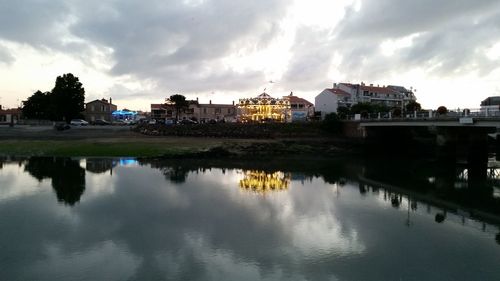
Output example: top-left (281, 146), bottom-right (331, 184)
top-left (321, 113), bottom-right (342, 133)
top-left (437, 106), bottom-right (448, 115)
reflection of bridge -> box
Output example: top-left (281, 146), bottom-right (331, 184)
top-left (357, 175), bottom-right (500, 227)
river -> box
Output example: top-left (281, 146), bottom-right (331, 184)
top-left (0, 156), bottom-right (499, 281)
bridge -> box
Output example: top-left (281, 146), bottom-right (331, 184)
top-left (345, 109), bottom-right (500, 162)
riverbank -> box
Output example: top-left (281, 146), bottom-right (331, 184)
top-left (0, 124), bottom-right (358, 157)
top-left (0, 137), bottom-right (359, 157)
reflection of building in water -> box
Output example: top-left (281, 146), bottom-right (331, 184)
top-left (239, 170), bottom-right (291, 193)
top-left (86, 158), bottom-right (117, 174)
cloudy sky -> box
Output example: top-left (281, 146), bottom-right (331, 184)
top-left (1, 0), bottom-right (500, 111)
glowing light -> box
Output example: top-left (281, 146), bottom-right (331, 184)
top-left (239, 170), bottom-right (291, 193)
top-left (237, 92), bottom-right (291, 122)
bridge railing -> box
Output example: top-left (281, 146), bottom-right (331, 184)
top-left (345, 108), bottom-right (500, 121)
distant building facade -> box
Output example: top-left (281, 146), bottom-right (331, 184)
top-left (0, 106), bottom-right (21, 124)
top-left (283, 93), bottom-right (314, 122)
top-left (315, 82), bottom-right (417, 118)
top-left (84, 98), bottom-right (117, 122)
top-left (151, 99), bottom-right (237, 123)
top-left (480, 96), bottom-right (500, 115)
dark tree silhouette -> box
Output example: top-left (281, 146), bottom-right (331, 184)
top-left (21, 73), bottom-right (85, 122)
top-left (405, 100), bottom-right (422, 112)
top-left (437, 106), bottom-right (448, 115)
top-left (162, 166), bottom-right (189, 183)
top-left (24, 157), bottom-right (86, 206)
top-left (51, 73), bottom-right (85, 122)
top-left (21, 90), bottom-right (52, 120)
top-left (166, 94), bottom-right (189, 121)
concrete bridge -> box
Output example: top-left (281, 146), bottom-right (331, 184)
top-left (346, 113), bottom-right (500, 162)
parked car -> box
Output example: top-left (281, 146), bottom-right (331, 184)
top-left (165, 119), bottom-right (175, 125)
top-left (54, 122), bottom-right (71, 131)
top-left (93, 119), bottom-right (110, 125)
top-left (70, 119), bottom-right (89, 126)
top-left (178, 119), bottom-right (198, 125)
top-left (148, 119), bottom-right (157, 125)
top-left (112, 120), bottom-right (127, 126)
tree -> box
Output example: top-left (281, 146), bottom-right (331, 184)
top-left (51, 73), bottom-right (85, 122)
top-left (21, 73), bottom-right (85, 122)
top-left (166, 94), bottom-right (189, 121)
top-left (21, 90), bottom-right (52, 120)
top-left (405, 101), bottom-right (421, 112)
top-left (437, 106), bottom-right (448, 115)
top-left (336, 106), bottom-right (350, 119)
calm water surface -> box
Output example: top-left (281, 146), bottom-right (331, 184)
top-left (0, 157), bottom-right (499, 281)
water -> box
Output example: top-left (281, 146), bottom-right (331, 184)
top-left (0, 157), bottom-right (499, 281)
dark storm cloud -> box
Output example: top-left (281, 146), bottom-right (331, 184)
top-left (70, 0), bottom-right (288, 91)
top-left (0, 0), bottom-right (69, 47)
top-left (330, 0), bottom-right (500, 80)
top-left (0, 0), bottom-right (289, 94)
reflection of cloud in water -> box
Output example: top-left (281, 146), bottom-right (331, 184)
top-left (0, 162), bottom-right (51, 201)
top-left (155, 233), bottom-right (322, 281)
top-left (30, 241), bottom-right (141, 281)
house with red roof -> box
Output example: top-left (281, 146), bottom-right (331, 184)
top-left (283, 92), bottom-right (314, 122)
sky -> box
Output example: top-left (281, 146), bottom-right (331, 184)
top-left (1, 0), bottom-right (500, 111)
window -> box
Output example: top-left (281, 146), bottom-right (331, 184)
top-left (91, 105), bottom-right (95, 112)
top-left (291, 104), bottom-right (298, 109)
top-left (215, 108), bottom-right (221, 114)
top-left (227, 108), bottom-right (231, 114)
top-left (298, 104), bottom-right (304, 109)
top-left (203, 108), bottom-right (207, 114)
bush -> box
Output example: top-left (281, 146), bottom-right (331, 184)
top-left (392, 108), bottom-right (402, 118)
top-left (437, 106), bottom-right (448, 115)
top-left (321, 113), bottom-right (342, 133)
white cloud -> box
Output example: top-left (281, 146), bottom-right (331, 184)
top-left (1, 0), bottom-right (500, 109)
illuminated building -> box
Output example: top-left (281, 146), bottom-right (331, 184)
top-left (239, 170), bottom-right (291, 193)
top-left (238, 92), bottom-right (291, 123)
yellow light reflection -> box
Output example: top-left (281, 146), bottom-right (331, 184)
top-left (239, 170), bottom-right (291, 193)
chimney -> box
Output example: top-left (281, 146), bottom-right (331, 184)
top-left (110, 97), bottom-right (112, 104)
top-left (196, 97), bottom-right (199, 102)
top-left (209, 100), bottom-right (212, 105)
top-left (370, 84), bottom-right (373, 87)
top-left (232, 100), bottom-right (234, 105)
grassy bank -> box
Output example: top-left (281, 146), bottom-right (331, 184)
top-left (0, 137), bottom-right (357, 158)
top-left (0, 139), bottom-right (228, 157)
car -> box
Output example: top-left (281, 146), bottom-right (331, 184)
top-left (124, 119), bottom-right (137, 125)
top-left (165, 119), bottom-right (175, 125)
top-left (178, 119), bottom-right (198, 125)
top-left (148, 119), bottom-right (157, 125)
top-left (54, 122), bottom-right (71, 131)
top-left (93, 119), bottom-right (110, 125)
top-left (70, 119), bottom-right (89, 126)
top-left (112, 120), bottom-right (127, 126)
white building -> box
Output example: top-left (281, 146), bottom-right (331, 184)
top-left (315, 82), bottom-right (417, 118)
top-left (315, 88), bottom-right (352, 119)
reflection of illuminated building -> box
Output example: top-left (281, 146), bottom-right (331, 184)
top-left (238, 92), bottom-right (291, 123)
top-left (239, 170), bottom-right (291, 193)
